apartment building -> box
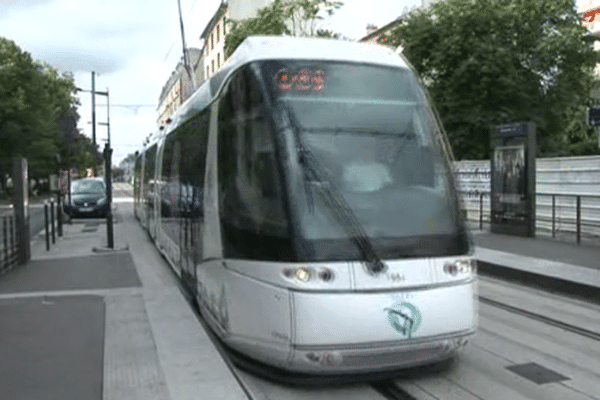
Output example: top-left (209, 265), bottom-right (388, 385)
top-left (157, 48), bottom-right (202, 127)
top-left (156, 0), bottom-right (273, 127)
top-left (201, 2), bottom-right (229, 81)
top-left (359, 0), bottom-right (441, 44)
top-left (201, 0), bottom-right (272, 81)
top-left (360, 18), bottom-right (403, 45)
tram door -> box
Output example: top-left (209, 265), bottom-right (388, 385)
top-left (177, 110), bottom-right (210, 294)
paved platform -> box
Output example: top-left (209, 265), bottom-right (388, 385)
top-left (0, 200), bottom-right (246, 400)
top-left (1, 197), bottom-right (599, 399)
top-left (472, 230), bottom-right (600, 301)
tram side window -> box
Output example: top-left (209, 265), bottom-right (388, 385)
top-left (160, 134), bottom-right (180, 219)
top-left (218, 67), bottom-right (290, 260)
top-left (143, 144), bottom-right (157, 208)
top-left (178, 109), bottom-right (209, 219)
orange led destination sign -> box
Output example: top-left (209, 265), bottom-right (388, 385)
top-left (275, 68), bottom-right (325, 92)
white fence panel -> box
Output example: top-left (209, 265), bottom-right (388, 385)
top-left (454, 156), bottom-right (600, 238)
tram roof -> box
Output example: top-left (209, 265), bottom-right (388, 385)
top-left (225, 36), bottom-right (408, 69)
top-left (160, 36), bottom-right (409, 140)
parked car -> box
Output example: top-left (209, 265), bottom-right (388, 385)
top-left (63, 178), bottom-right (109, 218)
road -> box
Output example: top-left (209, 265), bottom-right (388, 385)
top-left (1, 183), bottom-right (134, 246)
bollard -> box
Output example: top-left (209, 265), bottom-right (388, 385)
top-left (552, 195), bottom-right (555, 238)
top-left (44, 202), bottom-right (50, 251)
top-left (576, 196), bottom-right (581, 244)
top-left (50, 199), bottom-right (55, 244)
top-left (9, 216), bottom-right (15, 259)
top-left (57, 194), bottom-right (63, 237)
top-left (479, 193), bottom-right (484, 230)
top-left (2, 217), bottom-right (7, 264)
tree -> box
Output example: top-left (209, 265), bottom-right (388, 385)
top-left (225, 0), bottom-right (343, 58)
top-left (381, 0), bottom-right (600, 159)
top-left (71, 132), bottom-right (99, 178)
top-left (0, 37), bottom-right (80, 193)
top-left (112, 167), bottom-right (125, 182)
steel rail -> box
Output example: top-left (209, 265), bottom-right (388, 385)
top-left (479, 295), bottom-right (600, 342)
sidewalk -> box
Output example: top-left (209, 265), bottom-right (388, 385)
top-left (0, 202), bottom-right (247, 400)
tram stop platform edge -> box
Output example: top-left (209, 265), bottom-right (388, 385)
top-left (471, 230), bottom-right (600, 304)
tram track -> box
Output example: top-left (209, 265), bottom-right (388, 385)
top-left (478, 295), bottom-right (600, 342)
top-left (165, 256), bottom-right (599, 400)
top-left (371, 380), bottom-right (420, 400)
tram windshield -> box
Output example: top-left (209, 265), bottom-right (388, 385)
top-left (260, 60), bottom-right (468, 260)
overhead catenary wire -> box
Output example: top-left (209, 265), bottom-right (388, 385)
top-left (163, 0), bottom-right (201, 66)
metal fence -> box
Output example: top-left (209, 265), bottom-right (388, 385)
top-left (460, 191), bottom-right (600, 245)
top-left (1, 212), bottom-right (18, 275)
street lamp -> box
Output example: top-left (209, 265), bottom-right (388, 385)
top-left (96, 88), bottom-right (114, 249)
top-left (75, 83), bottom-right (114, 249)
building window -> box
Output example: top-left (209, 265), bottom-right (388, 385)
top-left (206, 66), bottom-right (209, 77)
top-left (211, 33), bottom-right (214, 51)
top-left (217, 53), bottom-right (220, 68)
top-left (217, 24), bottom-right (220, 43)
top-left (211, 59), bottom-right (215, 74)
top-left (223, 18), bottom-right (226, 36)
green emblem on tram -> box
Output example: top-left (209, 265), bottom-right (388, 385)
top-left (385, 302), bottom-right (422, 337)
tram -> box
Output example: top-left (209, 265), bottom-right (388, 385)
top-left (134, 36), bottom-right (477, 375)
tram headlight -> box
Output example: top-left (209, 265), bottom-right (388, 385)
top-left (318, 268), bottom-right (334, 282)
top-left (443, 259), bottom-right (476, 277)
top-left (282, 267), bottom-right (335, 283)
top-left (295, 267), bottom-right (311, 282)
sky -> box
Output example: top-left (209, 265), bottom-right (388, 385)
top-left (0, 0), bottom-right (587, 166)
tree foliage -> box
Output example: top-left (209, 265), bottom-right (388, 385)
top-left (0, 37), bottom-right (90, 194)
top-left (225, 0), bottom-right (343, 58)
top-left (381, 0), bottom-right (600, 159)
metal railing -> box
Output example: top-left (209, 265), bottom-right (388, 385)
top-left (1, 212), bottom-right (18, 275)
top-left (459, 191), bottom-right (600, 245)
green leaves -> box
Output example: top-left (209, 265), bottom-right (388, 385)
top-left (382, 0), bottom-right (599, 159)
top-left (0, 37), bottom-right (81, 189)
top-left (224, 0), bottom-right (343, 57)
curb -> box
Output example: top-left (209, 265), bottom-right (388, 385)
top-left (92, 245), bottom-right (129, 253)
top-left (477, 260), bottom-right (600, 306)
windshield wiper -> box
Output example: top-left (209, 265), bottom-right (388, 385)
top-left (277, 102), bottom-right (387, 274)
top-left (301, 126), bottom-right (417, 139)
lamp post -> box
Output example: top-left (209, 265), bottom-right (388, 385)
top-left (75, 84), bottom-right (113, 249)
top-left (96, 88), bottom-right (113, 249)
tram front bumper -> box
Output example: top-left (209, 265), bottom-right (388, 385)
top-left (288, 330), bottom-right (474, 373)
top-left (286, 280), bottom-right (477, 373)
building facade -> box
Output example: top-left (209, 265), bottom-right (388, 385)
top-left (359, 17), bottom-right (403, 45)
top-left (200, 0), bottom-right (272, 82)
top-left (359, 1), bottom-right (441, 44)
top-left (157, 48), bottom-right (202, 127)
top-left (201, 2), bottom-right (230, 82)
top-left (156, 0), bottom-right (296, 127)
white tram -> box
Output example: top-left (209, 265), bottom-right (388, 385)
top-left (134, 36), bottom-right (477, 375)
